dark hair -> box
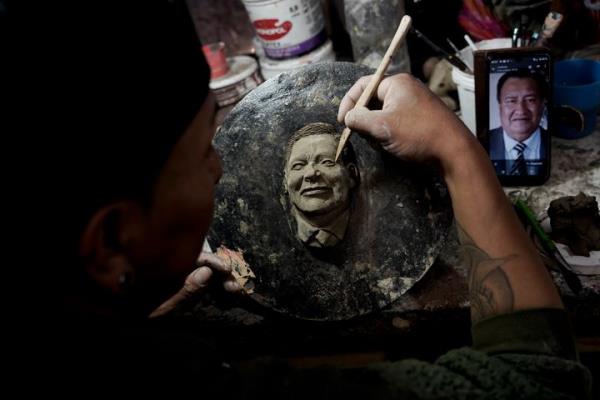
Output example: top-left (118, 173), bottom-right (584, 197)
top-left (496, 69), bottom-right (547, 102)
top-left (27, 1), bottom-right (211, 285)
top-left (285, 122), bottom-right (357, 168)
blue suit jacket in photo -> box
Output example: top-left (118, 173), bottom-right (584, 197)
top-left (488, 127), bottom-right (548, 176)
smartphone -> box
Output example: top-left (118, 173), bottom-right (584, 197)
top-left (474, 48), bottom-right (552, 186)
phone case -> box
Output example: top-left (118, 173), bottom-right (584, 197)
top-left (474, 47), bottom-right (552, 186)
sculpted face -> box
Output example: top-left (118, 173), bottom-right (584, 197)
top-left (286, 134), bottom-right (356, 223)
top-left (499, 77), bottom-right (544, 142)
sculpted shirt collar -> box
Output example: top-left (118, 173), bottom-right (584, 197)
top-left (502, 127), bottom-right (541, 160)
top-left (293, 209), bottom-right (350, 248)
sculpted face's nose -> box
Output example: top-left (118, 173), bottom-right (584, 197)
top-left (304, 164), bottom-right (320, 180)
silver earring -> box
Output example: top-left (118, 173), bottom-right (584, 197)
top-left (118, 270), bottom-right (134, 292)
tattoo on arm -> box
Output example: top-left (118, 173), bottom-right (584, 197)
top-left (457, 223), bottom-right (515, 323)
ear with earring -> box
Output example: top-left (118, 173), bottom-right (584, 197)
top-left (87, 254), bottom-right (136, 295)
top-left (117, 264), bottom-right (135, 294)
top-left (80, 202), bottom-right (142, 295)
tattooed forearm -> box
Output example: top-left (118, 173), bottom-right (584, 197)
top-left (469, 265), bottom-right (513, 322)
top-left (457, 223), bottom-right (515, 323)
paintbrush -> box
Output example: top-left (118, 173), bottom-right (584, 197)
top-left (335, 15), bottom-right (412, 162)
top-left (464, 34), bottom-right (478, 51)
top-left (412, 28), bottom-right (471, 73)
top-left (446, 38), bottom-right (461, 55)
top-left (534, 11), bottom-right (563, 47)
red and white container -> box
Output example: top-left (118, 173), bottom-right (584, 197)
top-left (242, 0), bottom-right (326, 60)
top-left (209, 55), bottom-right (263, 107)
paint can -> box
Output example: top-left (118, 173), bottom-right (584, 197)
top-left (209, 55), bottom-right (263, 107)
top-left (242, 0), bottom-right (326, 60)
top-left (259, 39), bottom-right (335, 80)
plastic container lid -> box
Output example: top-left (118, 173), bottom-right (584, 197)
top-left (209, 55), bottom-right (258, 90)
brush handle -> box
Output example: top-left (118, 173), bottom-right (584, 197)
top-left (335, 15), bottom-right (412, 162)
top-left (515, 200), bottom-right (581, 293)
top-left (515, 199), bottom-right (556, 252)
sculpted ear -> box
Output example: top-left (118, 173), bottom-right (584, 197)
top-left (347, 163), bottom-right (359, 188)
top-left (283, 168), bottom-right (290, 193)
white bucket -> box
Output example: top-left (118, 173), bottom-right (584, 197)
top-left (259, 39), bottom-right (335, 80)
top-left (209, 55), bottom-right (263, 107)
top-left (242, 0), bottom-right (326, 60)
top-left (451, 38), bottom-right (512, 134)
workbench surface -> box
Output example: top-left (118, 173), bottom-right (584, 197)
top-left (188, 123), bottom-right (599, 360)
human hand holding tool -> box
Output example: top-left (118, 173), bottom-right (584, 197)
top-left (335, 15), bottom-right (412, 162)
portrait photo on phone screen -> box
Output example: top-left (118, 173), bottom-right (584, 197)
top-left (485, 52), bottom-right (551, 182)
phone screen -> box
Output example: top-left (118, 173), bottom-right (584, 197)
top-left (475, 49), bottom-right (552, 186)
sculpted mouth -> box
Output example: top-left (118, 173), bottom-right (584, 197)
top-left (301, 186), bottom-right (331, 196)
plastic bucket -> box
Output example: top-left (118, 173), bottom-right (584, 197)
top-left (259, 39), bottom-right (335, 80)
top-left (451, 38), bottom-right (512, 134)
top-left (242, 0), bottom-right (326, 60)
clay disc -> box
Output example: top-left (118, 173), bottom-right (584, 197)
top-left (210, 62), bottom-right (453, 320)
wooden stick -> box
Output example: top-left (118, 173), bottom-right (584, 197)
top-left (464, 34), bottom-right (478, 51)
top-left (335, 15), bottom-right (412, 162)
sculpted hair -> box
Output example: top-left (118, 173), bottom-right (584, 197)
top-left (285, 122), bottom-right (357, 168)
top-left (34, 0), bottom-right (211, 290)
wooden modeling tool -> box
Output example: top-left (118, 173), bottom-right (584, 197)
top-left (335, 15), bottom-right (412, 162)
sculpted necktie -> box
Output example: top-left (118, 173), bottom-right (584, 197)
top-left (510, 142), bottom-right (527, 175)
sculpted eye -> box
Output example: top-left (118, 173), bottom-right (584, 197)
top-left (321, 159), bottom-right (335, 167)
top-left (291, 162), bottom-right (305, 171)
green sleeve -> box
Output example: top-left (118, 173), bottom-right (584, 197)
top-left (464, 308), bottom-right (592, 399)
top-left (471, 308), bottom-right (578, 360)
top-left (235, 309), bottom-right (592, 399)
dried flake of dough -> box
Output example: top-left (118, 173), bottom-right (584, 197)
top-left (216, 246), bottom-right (256, 294)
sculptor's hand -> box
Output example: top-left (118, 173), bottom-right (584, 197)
top-left (149, 252), bottom-right (241, 318)
top-left (338, 74), bottom-right (472, 167)
top-left (339, 76), bottom-right (564, 324)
